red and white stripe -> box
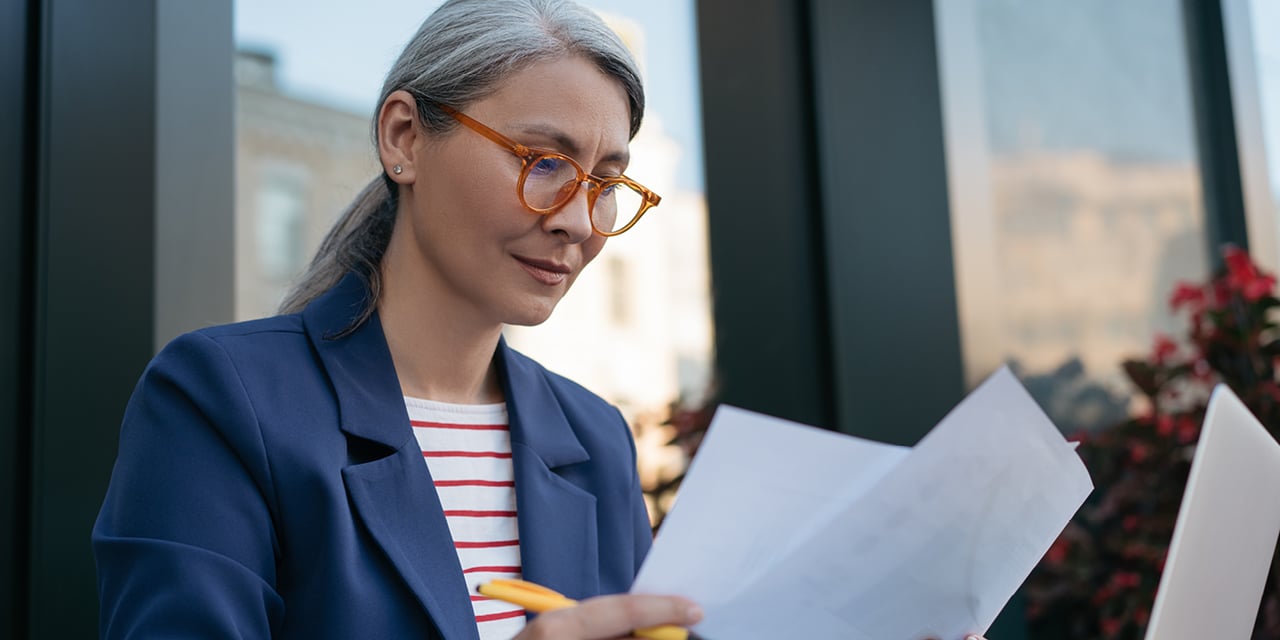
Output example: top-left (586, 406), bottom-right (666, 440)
top-left (406, 397), bottom-right (525, 639)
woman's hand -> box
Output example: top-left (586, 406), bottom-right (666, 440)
top-left (510, 596), bottom-right (986, 640)
top-left (512, 593), bottom-right (702, 640)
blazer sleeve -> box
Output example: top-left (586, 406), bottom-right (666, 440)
top-left (93, 331), bottom-right (284, 639)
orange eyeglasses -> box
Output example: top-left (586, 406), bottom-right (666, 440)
top-left (434, 102), bottom-right (661, 237)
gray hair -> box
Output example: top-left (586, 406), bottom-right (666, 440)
top-left (278, 0), bottom-right (645, 330)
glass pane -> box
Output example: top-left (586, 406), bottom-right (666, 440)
top-left (1249, 0), bottom-right (1280, 237)
top-left (937, 0), bottom-right (1209, 435)
top-left (233, 2), bottom-right (713, 519)
top-left (233, 46), bottom-right (378, 320)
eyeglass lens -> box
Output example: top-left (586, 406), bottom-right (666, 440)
top-left (522, 155), bottom-right (646, 235)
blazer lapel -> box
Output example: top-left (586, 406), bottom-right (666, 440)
top-left (497, 340), bottom-right (602, 600)
top-left (303, 274), bottom-right (479, 640)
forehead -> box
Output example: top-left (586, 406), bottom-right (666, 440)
top-left (465, 56), bottom-right (633, 152)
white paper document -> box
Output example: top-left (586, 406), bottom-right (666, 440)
top-left (631, 367), bottom-right (1094, 640)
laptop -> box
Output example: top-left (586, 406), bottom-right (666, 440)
top-left (1145, 385), bottom-right (1280, 640)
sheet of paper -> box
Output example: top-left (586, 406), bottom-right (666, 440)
top-left (631, 367), bottom-right (1093, 640)
top-left (632, 407), bottom-right (908, 609)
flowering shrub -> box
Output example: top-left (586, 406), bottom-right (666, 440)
top-left (1026, 245), bottom-right (1280, 639)
top-left (641, 398), bottom-right (716, 530)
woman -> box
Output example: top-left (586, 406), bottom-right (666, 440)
top-left (94, 1), bottom-right (698, 638)
top-left (94, 1), bottom-right (995, 638)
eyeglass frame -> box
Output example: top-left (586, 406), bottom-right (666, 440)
top-left (430, 101), bottom-right (661, 237)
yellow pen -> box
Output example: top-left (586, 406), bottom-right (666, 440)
top-left (477, 579), bottom-right (708, 640)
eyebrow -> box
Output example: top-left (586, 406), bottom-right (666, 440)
top-left (515, 123), bottom-right (630, 168)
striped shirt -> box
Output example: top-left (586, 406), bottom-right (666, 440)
top-left (406, 397), bottom-right (525, 640)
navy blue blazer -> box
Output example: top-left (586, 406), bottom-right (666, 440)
top-left (93, 273), bottom-right (653, 639)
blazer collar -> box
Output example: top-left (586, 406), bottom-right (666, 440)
top-left (496, 344), bottom-right (600, 599)
top-left (496, 340), bottom-right (589, 469)
top-left (301, 271), bottom-right (408, 449)
top-left (301, 272), bottom-right (592, 467)
top-left (302, 274), bottom-right (477, 639)
top-left (301, 273), bottom-right (598, 632)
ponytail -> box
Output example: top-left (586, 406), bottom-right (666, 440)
top-left (278, 173), bottom-right (397, 332)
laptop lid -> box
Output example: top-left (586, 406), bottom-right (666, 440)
top-left (1145, 384), bottom-right (1280, 640)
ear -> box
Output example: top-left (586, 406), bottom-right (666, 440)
top-left (377, 90), bottom-right (421, 184)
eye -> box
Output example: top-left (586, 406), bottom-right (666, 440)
top-left (530, 156), bottom-right (565, 177)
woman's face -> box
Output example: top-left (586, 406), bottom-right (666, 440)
top-left (394, 55), bottom-right (631, 329)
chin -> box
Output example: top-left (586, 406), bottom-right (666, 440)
top-left (507, 317), bottom-right (550, 328)
top-left (502, 302), bottom-right (558, 327)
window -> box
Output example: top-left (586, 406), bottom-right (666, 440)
top-left (1223, 0), bottom-right (1280, 268)
top-left (936, 0), bottom-right (1209, 432)
top-left (255, 166), bottom-right (306, 282)
top-left (1255, 0), bottom-right (1280, 215)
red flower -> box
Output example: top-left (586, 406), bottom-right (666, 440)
top-left (1225, 245), bottom-right (1253, 279)
top-left (1122, 515), bottom-right (1140, 531)
top-left (1244, 273), bottom-right (1277, 301)
top-left (1112, 571), bottom-right (1141, 589)
top-left (1156, 414), bottom-right (1174, 437)
top-left (1212, 278), bottom-right (1233, 308)
top-left (1026, 601), bottom-right (1043, 619)
top-left (1151, 334), bottom-right (1178, 365)
top-left (1168, 281), bottom-right (1206, 311)
top-left (1045, 537), bottom-right (1071, 564)
top-left (1134, 608), bottom-right (1150, 625)
top-left (1130, 442), bottom-right (1150, 463)
top-left (1222, 245), bottom-right (1276, 301)
top-left (1176, 416), bottom-right (1200, 444)
top-left (1100, 617), bottom-right (1122, 637)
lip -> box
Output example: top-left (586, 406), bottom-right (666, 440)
top-left (513, 255), bottom-right (571, 286)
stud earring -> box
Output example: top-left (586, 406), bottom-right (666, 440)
top-left (392, 164), bottom-right (403, 175)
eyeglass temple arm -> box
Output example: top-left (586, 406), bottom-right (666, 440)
top-left (434, 102), bottom-right (533, 157)
top-left (620, 179), bottom-right (660, 207)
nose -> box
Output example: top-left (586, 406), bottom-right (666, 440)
top-left (543, 180), bottom-right (595, 243)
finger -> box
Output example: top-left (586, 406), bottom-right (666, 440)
top-left (521, 594), bottom-right (702, 640)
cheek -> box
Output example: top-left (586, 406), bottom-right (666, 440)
top-left (581, 237), bottom-right (607, 268)
top-left (560, 238), bottom-right (606, 291)
top-left (419, 138), bottom-right (516, 208)
top-left (451, 173), bottom-right (529, 234)
top-left (418, 167), bottom-right (521, 240)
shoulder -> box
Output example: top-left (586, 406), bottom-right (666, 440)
top-left (121, 313), bottom-right (337, 489)
top-left (138, 314), bottom-right (319, 414)
top-left (185, 314), bottom-right (306, 348)
top-left (154, 315), bottom-right (309, 371)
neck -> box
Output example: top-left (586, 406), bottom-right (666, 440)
top-left (377, 229), bottom-right (505, 405)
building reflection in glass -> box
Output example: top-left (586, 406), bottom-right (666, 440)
top-left (938, 0), bottom-right (1208, 433)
